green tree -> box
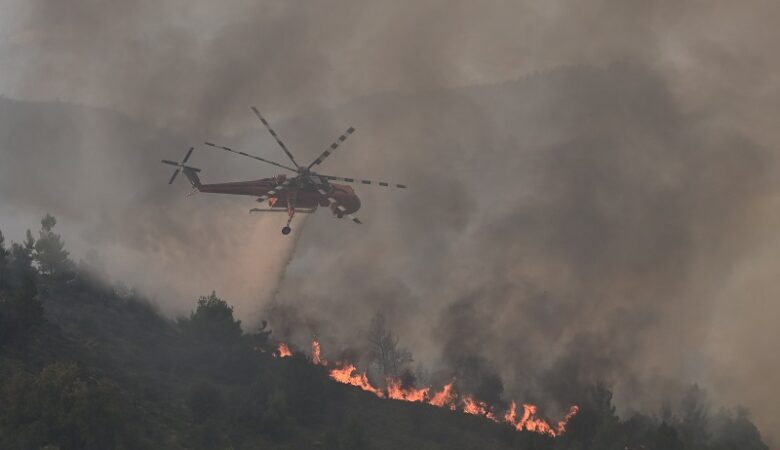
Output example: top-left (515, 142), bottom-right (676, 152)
top-left (0, 363), bottom-right (127, 450)
top-left (34, 214), bottom-right (74, 279)
top-left (184, 291), bottom-right (243, 343)
top-left (8, 230), bottom-right (36, 291)
top-left (0, 228), bottom-right (9, 290)
top-left (0, 245), bottom-right (42, 345)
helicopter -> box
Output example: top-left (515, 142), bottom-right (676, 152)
top-left (162, 107), bottom-right (407, 235)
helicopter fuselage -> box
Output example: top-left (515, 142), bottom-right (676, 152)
top-left (196, 177), bottom-right (361, 215)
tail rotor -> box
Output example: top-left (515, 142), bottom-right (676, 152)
top-left (162, 147), bottom-right (201, 185)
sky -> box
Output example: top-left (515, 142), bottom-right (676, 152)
top-left (0, 0), bottom-right (778, 444)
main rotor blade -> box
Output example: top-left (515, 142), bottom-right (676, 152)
top-left (204, 141), bottom-right (297, 172)
top-left (182, 147), bottom-right (194, 163)
top-left (316, 188), bottom-right (362, 224)
top-left (256, 179), bottom-right (294, 202)
top-left (322, 175), bottom-right (407, 189)
top-left (307, 127), bottom-right (356, 169)
top-left (168, 169), bottom-right (181, 184)
top-left (251, 107), bottom-right (300, 168)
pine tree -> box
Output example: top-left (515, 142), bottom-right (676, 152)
top-left (34, 214), bottom-right (74, 278)
top-left (184, 291), bottom-right (243, 343)
top-left (0, 228), bottom-right (9, 290)
top-left (9, 230), bottom-right (36, 291)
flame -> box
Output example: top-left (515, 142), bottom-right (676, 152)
top-left (502, 401), bottom-right (579, 437)
top-left (329, 364), bottom-right (384, 397)
top-left (276, 342), bottom-right (292, 358)
top-left (505, 401), bottom-right (518, 424)
top-left (519, 404), bottom-right (556, 435)
top-left (386, 378), bottom-right (429, 403)
top-left (299, 341), bottom-right (578, 437)
top-left (428, 381), bottom-right (457, 410)
top-left (311, 340), bottom-right (326, 365)
top-left (556, 405), bottom-right (580, 435)
top-left (462, 395), bottom-right (489, 416)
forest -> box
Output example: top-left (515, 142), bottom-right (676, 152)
top-left (0, 215), bottom-right (769, 450)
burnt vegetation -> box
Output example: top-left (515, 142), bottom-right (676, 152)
top-left (0, 216), bottom-right (769, 450)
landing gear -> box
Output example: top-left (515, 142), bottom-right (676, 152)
top-left (282, 226), bottom-right (292, 235)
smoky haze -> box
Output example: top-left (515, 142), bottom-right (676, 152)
top-left (0, 0), bottom-right (778, 444)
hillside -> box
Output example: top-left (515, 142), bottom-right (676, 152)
top-left (0, 216), bottom-right (770, 450)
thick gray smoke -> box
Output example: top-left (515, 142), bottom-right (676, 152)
top-left (0, 0), bottom-right (778, 443)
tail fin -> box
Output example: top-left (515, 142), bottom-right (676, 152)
top-left (181, 167), bottom-right (202, 188)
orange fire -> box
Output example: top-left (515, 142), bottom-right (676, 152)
top-left (311, 340), bottom-right (326, 365)
top-left (297, 340), bottom-right (578, 437)
top-left (386, 378), bottom-right (430, 403)
top-left (556, 405), bottom-right (580, 435)
top-left (428, 381), bottom-right (457, 410)
top-left (329, 364), bottom-right (384, 397)
top-left (462, 395), bottom-right (489, 416)
top-left (503, 401), bottom-right (579, 437)
top-left (276, 342), bottom-right (292, 358)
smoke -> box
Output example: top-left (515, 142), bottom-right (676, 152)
top-left (0, 0), bottom-right (779, 443)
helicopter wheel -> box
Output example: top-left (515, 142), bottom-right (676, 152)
top-left (282, 226), bottom-right (292, 235)
top-left (336, 212), bottom-right (344, 219)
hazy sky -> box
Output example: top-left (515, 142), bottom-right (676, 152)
top-left (0, 0), bottom-right (778, 444)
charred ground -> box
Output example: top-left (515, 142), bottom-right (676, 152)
top-left (0, 217), bottom-right (769, 450)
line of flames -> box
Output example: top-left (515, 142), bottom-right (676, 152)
top-left (274, 342), bottom-right (579, 437)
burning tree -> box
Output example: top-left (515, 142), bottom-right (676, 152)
top-left (366, 312), bottom-right (412, 377)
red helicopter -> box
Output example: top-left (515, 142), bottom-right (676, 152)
top-left (162, 107), bottom-right (407, 235)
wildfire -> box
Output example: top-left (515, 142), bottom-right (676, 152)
top-left (386, 378), bottom-right (429, 403)
top-left (274, 341), bottom-right (579, 437)
top-left (462, 395), bottom-right (489, 416)
top-left (276, 342), bottom-right (292, 358)
top-left (329, 364), bottom-right (384, 397)
top-left (428, 381), bottom-right (457, 410)
top-left (311, 340), bottom-right (326, 365)
top-left (503, 402), bottom-right (580, 437)
top-left (556, 405), bottom-right (580, 435)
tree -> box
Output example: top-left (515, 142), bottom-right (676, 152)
top-left (251, 320), bottom-right (272, 351)
top-left (34, 214), bottom-right (75, 278)
top-left (679, 385), bottom-right (711, 449)
top-left (710, 408), bottom-right (768, 450)
top-left (561, 383), bottom-right (620, 449)
top-left (646, 421), bottom-right (685, 450)
top-left (0, 228), bottom-right (42, 345)
top-left (366, 312), bottom-right (412, 377)
top-left (0, 228), bottom-right (9, 290)
top-left (0, 267), bottom-right (42, 346)
top-left (7, 230), bottom-right (35, 291)
top-left (184, 291), bottom-right (243, 343)
top-left (0, 363), bottom-right (128, 450)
